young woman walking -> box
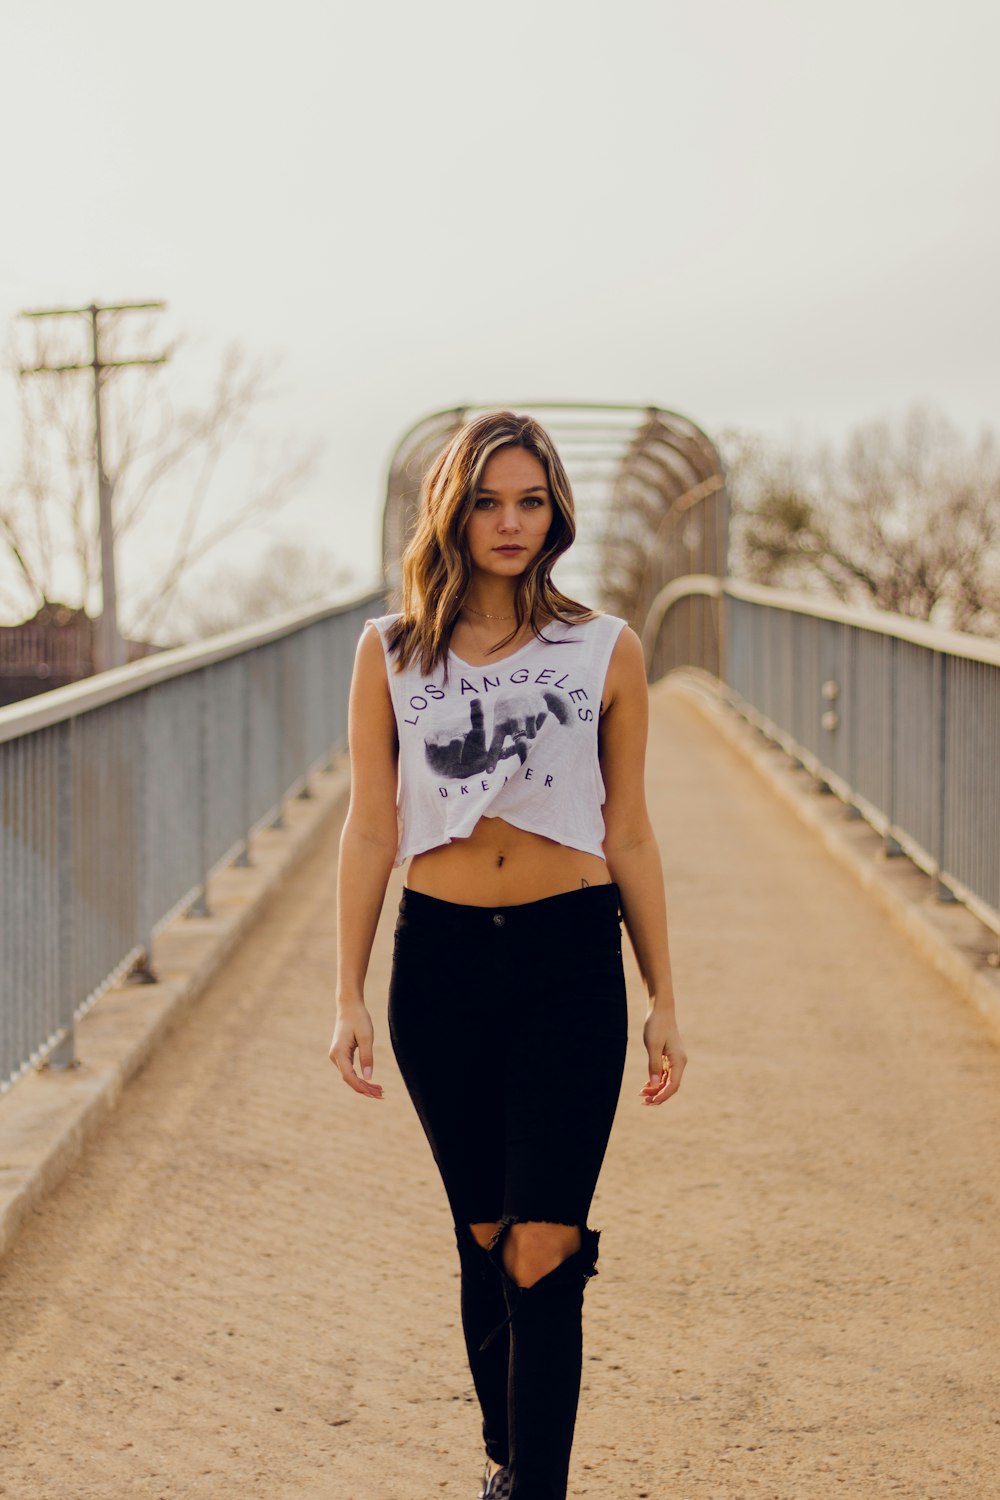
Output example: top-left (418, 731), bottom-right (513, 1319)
top-left (329, 410), bottom-right (686, 1500)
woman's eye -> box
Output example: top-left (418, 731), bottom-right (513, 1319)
top-left (473, 495), bottom-right (545, 509)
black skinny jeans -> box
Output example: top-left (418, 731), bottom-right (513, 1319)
top-left (388, 882), bottom-right (628, 1500)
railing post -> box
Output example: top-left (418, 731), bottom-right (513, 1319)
top-left (716, 587), bottom-right (726, 683)
top-left (842, 623), bottom-right (861, 819)
top-left (128, 690), bottom-right (158, 982)
top-left (234, 655), bottom-right (253, 867)
top-left (296, 643), bottom-right (313, 799)
top-left (270, 646), bottom-right (286, 830)
top-left (930, 649), bottom-right (955, 901)
top-left (321, 615), bottom-right (337, 772)
top-left (47, 718), bottom-right (77, 1069)
top-left (884, 634), bottom-right (903, 856)
top-left (188, 668), bottom-right (212, 918)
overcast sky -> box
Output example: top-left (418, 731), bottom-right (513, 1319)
top-left (2, 0), bottom-right (997, 628)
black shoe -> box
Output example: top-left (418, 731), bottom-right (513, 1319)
top-left (477, 1456), bottom-right (512, 1499)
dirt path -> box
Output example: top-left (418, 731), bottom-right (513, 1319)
top-left (1, 678), bottom-right (998, 1500)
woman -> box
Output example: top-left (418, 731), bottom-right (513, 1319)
top-left (329, 410), bottom-right (686, 1500)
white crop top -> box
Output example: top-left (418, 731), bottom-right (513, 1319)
top-left (365, 609), bottom-right (628, 867)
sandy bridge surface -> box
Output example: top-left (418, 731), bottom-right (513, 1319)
top-left (1, 679), bottom-right (998, 1500)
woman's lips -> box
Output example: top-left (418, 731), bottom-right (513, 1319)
top-left (494, 545), bottom-right (525, 552)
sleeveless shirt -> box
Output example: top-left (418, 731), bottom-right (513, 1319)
top-left (364, 609), bottom-right (628, 867)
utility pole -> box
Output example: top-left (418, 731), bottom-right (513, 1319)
top-left (19, 300), bottom-right (169, 673)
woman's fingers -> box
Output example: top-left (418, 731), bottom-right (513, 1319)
top-left (329, 1019), bottom-right (384, 1099)
top-left (639, 1028), bottom-right (688, 1106)
top-left (335, 1046), bottom-right (384, 1098)
top-left (642, 1063), bottom-right (683, 1105)
top-left (642, 1039), bottom-right (668, 1089)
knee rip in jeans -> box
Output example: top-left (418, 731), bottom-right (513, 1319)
top-left (487, 1216), bottom-right (601, 1291)
top-left (475, 1217), bottom-right (602, 1352)
top-left (463, 1219), bottom-right (578, 1272)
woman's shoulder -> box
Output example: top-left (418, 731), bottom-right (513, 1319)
top-left (362, 610), bottom-right (404, 645)
top-left (552, 607), bottom-right (628, 637)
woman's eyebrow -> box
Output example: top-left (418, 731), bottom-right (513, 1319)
top-left (477, 485), bottom-right (549, 495)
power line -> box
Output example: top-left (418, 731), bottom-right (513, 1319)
top-left (18, 299), bottom-right (170, 672)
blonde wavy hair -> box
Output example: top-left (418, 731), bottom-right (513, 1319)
top-left (386, 410), bottom-right (596, 676)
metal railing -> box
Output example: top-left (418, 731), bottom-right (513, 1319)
top-left (0, 586), bottom-right (383, 1095)
top-left (644, 575), bottom-right (1000, 941)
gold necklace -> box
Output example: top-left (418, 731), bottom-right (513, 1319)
top-left (462, 604), bottom-right (516, 620)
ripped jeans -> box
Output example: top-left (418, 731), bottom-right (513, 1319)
top-left (387, 882), bottom-right (629, 1500)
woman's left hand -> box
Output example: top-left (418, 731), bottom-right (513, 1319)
top-left (640, 1009), bottom-right (687, 1106)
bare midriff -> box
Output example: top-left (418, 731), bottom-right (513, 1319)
top-left (405, 815), bottom-right (612, 907)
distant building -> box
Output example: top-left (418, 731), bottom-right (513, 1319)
top-left (0, 603), bottom-right (160, 709)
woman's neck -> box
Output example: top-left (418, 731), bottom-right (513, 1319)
top-left (460, 586), bottom-right (519, 619)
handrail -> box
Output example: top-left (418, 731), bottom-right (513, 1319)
top-left (644, 574), bottom-right (1000, 670)
top-left (0, 581), bottom-right (383, 745)
top-left (724, 579), bottom-right (1000, 666)
top-left (0, 585), bottom-right (384, 1093)
top-left (643, 572), bottom-right (1000, 941)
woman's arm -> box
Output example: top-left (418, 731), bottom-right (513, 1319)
top-left (599, 626), bottom-right (687, 1105)
top-left (328, 623), bottom-right (400, 1101)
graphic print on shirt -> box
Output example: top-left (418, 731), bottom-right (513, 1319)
top-left (368, 610), bottom-right (626, 862)
top-left (424, 689), bottom-right (572, 779)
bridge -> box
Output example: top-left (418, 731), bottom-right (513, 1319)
top-left (1, 404), bottom-right (998, 1498)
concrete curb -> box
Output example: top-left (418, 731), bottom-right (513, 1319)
top-left (664, 672), bottom-right (1000, 1046)
top-left (0, 757), bottom-right (352, 1262)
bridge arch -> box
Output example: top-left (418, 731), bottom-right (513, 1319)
top-left (381, 402), bottom-right (730, 670)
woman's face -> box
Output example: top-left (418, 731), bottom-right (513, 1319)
top-left (464, 445), bottom-right (555, 582)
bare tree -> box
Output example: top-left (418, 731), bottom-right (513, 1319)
top-left (723, 403), bottom-right (1000, 636)
top-left (160, 541), bottom-right (359, 644)
top-left (0, 330), bottom-right (95, 620)
top-left (0, 325), bottom-right (324, 644)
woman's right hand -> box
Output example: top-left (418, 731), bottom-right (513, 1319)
top-left (329, 1000), bottom-right (384, 1100)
